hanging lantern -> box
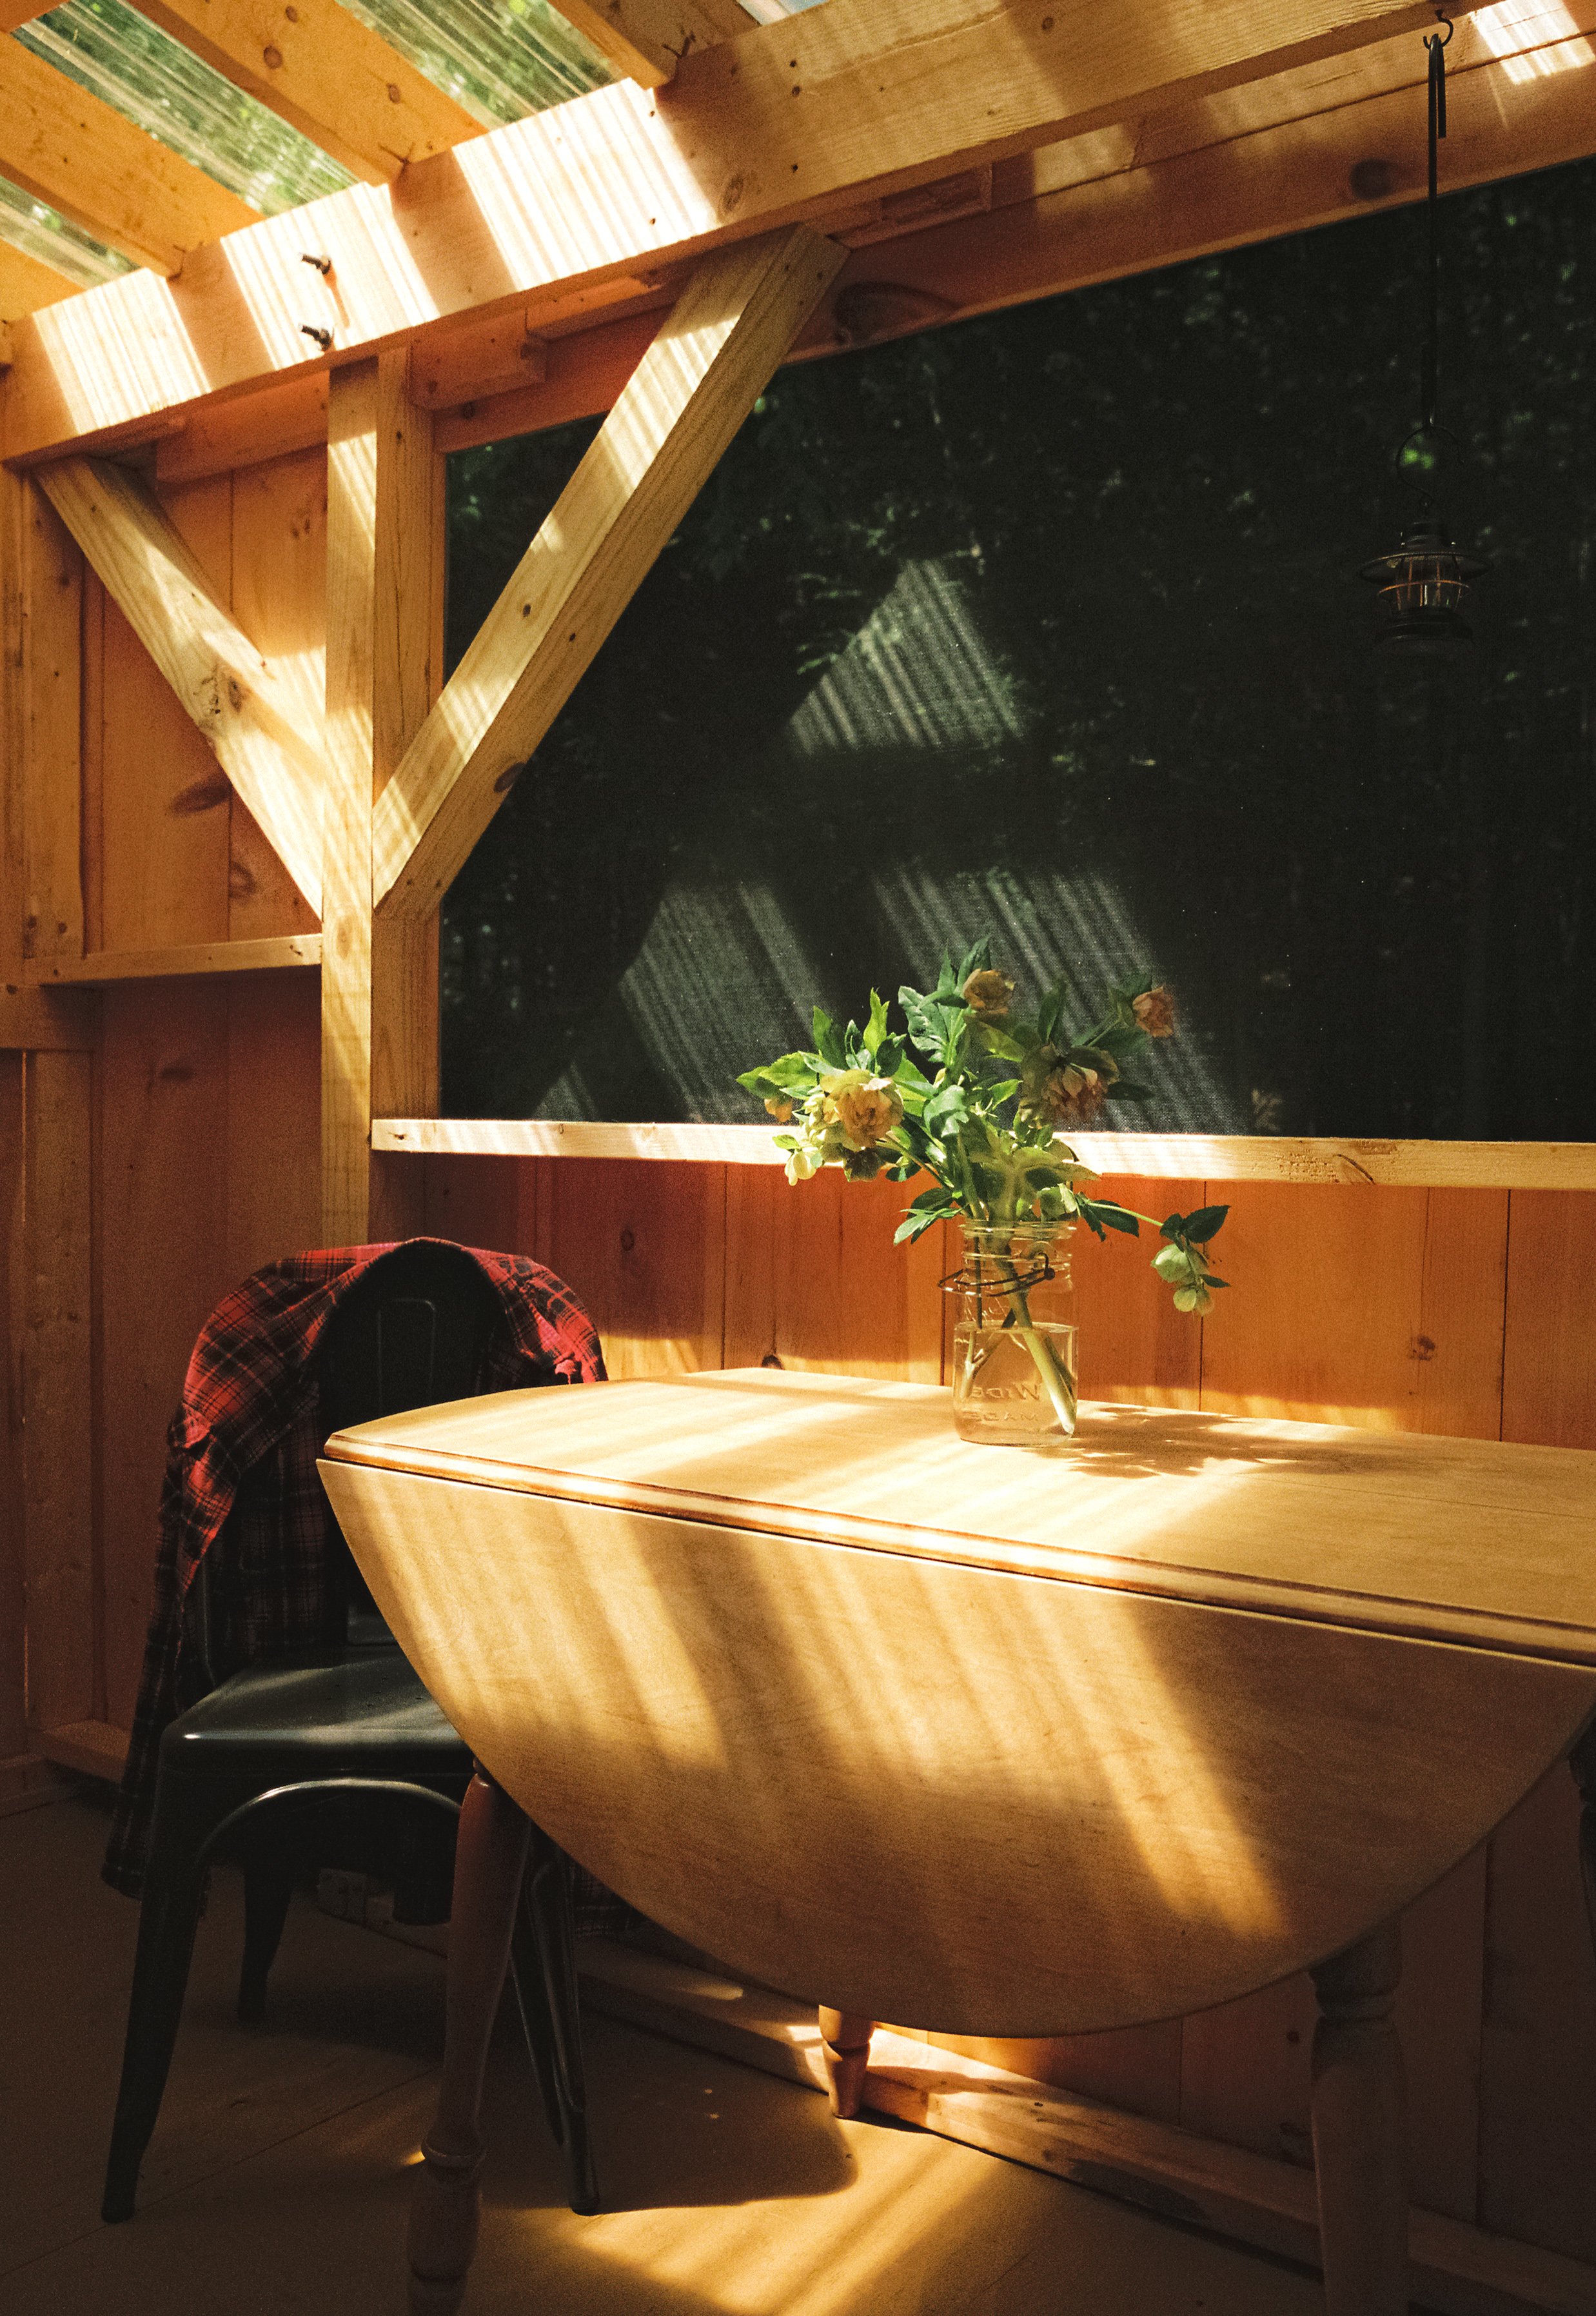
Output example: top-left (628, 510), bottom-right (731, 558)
top-left (1359, 12), bottom-right (1488, 648)
top-left (1360, 507), bottom-right (1486, 648)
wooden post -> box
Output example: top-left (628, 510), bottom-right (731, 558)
top-left (322, 351), bottom-right (442, 1245)
top-left (1309, 1919), bottom-right (1408, 2316)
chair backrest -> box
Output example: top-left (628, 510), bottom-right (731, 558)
top-left (315, 1240), bottom-right (506, 1643)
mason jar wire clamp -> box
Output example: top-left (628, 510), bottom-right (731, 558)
top-left (941, 1254), bottom-right (1057, 1294)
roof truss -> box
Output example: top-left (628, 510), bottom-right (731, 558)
top-left (132, 0), bottom-right (484, 184)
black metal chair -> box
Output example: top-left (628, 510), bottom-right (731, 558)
top-left (102, 1240), bottom-right (597, 2223)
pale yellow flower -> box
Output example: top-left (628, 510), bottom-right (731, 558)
top-left (819, 1069), bottom-right (903, 1147)
top-left (1132, 985), bottom-right (1177, 1038)
top-left (962, 967), bottom-right (1015, 1020)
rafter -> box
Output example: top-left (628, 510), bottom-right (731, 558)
top-left (5, 0), bottom-right (1485, 460)
top-left (0, 34), bottom-right (257, 273)
top-left (372, 223), bottom-right (845, 922)
top-left (135, 0), bottom-right (483, 185)
top-left (35, 459), bottom-right (326, 916)
top-left (553, 0), bottom-right (753, 87)
top-left (0, 236), bottom-right (77, 326)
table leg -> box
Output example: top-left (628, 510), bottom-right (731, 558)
top-left (408, 1769), bottom-right (531, 2316)
top-left (1309, 1920), bottom-right (1408, 2316)
top-left (817, 2008), bottom-right (876, 2118)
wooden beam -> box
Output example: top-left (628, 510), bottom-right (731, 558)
top-left (371, 1120), bottom-right (1596, 1191)
top-left (0, 239), bottom-right (77, 328)
top-left (553, 0), bottom-right (754, 88)
top-left (26, 933), bottom-right (320, 982)
top-left (433, 0), bottom-right (1596, 453)
top-left (134, 0), bottom-right (483, 185)
top-left (1, 0), bottom-right (1487, 460)
top-left (0, 35), bottom-right (258, 275)
top-left (35, 459), bottom-right (325, 918)
top-left (15, 479), bottom-right (82, 971)
top-left (374, 224), bottom-right (845, 922)
top-left (322, 351), bottom-right (440, 1243)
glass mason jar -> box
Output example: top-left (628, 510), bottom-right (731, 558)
top-left (947, 1222), bottom-right (1078, 1445)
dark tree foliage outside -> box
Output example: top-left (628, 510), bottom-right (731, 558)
top-left (442, 157), bottom-right (1595, 1136)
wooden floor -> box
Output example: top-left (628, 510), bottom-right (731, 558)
top-left (1, 1794), bottom-right (1325, 2316)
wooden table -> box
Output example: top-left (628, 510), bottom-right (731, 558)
top-left (320, 1368), bottom-right (1596, 2314)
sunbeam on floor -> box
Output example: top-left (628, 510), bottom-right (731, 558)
top-left (1, 1793), bottom-right (1321, 2316)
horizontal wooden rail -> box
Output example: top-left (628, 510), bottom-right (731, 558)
top-left (373, 1120), bottom-right (1596, 1190)
top-left (28, 936), bottom-right (322, 984)
top-left (30, 1719), bottom-right (129, 1780)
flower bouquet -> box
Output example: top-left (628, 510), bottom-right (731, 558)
top-left (737, 939), bottom-right (1229, 1443)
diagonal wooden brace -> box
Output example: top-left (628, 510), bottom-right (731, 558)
top-left (34, 457), bottom-right (327, 919)
top-left (370, 223), bottom-right (847, 926)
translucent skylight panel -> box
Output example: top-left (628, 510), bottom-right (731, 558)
top-left (15, 0), bottom-right (352, 214)
top-left (0, 173), bottom-right (132, 288)
top-left (337, 0), bottom-right (611, 126)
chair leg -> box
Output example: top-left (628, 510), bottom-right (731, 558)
top-left (102, 1782), bottom-right (215, 2223)
top-left (1571, 1724), bottom-right (1596, 1958)
top-left (238, 1859), bottom-right (295, 2023)
top-left (524, 1825), bottom-right (599, 2217)
top-left (507, 1881), bottom-right (568, 2150)
top-left (409, 1769), bottom-right (531, 2316)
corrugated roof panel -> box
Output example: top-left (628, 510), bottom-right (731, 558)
top-left (0, 172), bottom-right (132, 288)
top-left (15, 0), bottom-right (353, 213)
top-left (337, 0), bottom-right (611, 127)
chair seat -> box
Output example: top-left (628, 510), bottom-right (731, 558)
top-left (163, 1647), bottom-right (469, 1778)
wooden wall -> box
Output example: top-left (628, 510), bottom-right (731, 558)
top-left (4, 433), bottom-right (1595, 2273)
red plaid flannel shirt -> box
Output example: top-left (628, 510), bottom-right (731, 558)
top-left (104, 1240), bottom-right (606, 1897)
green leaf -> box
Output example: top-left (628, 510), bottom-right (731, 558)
top-left (1179, 1203), bottom-right (1230, 1244)
top-left (864, 989), bottom-right (890, 1058)
top-left (900, 986), bottom-right (951, 1062)
top-left (1080, 1198), bottom-right (1140, 1238)
top-left (1105, 1080), bottom-right (1154, 1104)
top-left (813, 1007), bottom-right (845, 1069)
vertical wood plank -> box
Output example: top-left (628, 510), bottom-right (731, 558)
top-left (929, 2021), bottom-right (1185, 2126)
top-left (21, 480), bottom-right (83, 968)
top-left (21, 1047), bottom-right (95, 1732)
top-left (1176, 1850), bottom-right (1488, 2224)
top-left (539, 1158), bottom-right (724, 1378)
top-left (1, 462), bottom-right (27, 985)
top-left (1479, 1767), bottom-right (1596, 2263)
top-left (1073, 1172), bottom-right (1205, 1409)
top-left (97, 982), bottom-right (230, 1728)
top-left (224, 973), bottom-right (320, 1278)
top-left (0, 1053), bottom-right (25, 1757)
top-left (323, 354), bottom-right (438, 1245)
top-left (724, 1167), bottom-right (942, 1380)
top-left (228, 449), bottom-right (326, 944)
top-left (1479, 1191), bottom-right (1596, 2261)
top-left (1502, 1191), bottom-right (1596, 1450)
top-left (99, 475), bottom-right (233, 955)
top-left (1199, 1184), bottom-right (1507, 1434)
top-left (421, 1153), bottom-right (527, 1256)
